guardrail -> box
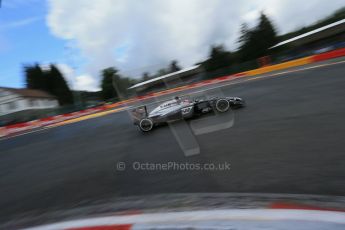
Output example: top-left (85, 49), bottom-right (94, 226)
top-left (0, 107), bottom-right (104, 138)
top-left (311, 47), bottom-right (345, 62)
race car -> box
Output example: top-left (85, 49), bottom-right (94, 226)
top-left (131, 96), bottom-right (245, 132)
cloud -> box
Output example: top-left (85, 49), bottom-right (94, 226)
top-left (47, 0), bottom-right (345, 90)
top-left (56, 63), bottom-right (99, 91)
top-left (74, 74), bottom-right (99, 91)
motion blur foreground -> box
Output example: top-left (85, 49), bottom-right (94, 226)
top-left (1, 3), bottom-right (345, 230)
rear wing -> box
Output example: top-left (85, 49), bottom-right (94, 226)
top-left (130, 105), bottom-right (148, 124)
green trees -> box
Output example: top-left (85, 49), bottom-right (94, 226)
top-left (114, 75), bottom-right (133, 98)
top-left (24, 64), bottom-right (74, 105)
top-left (142, 72), bottom-right (151, 81)
top-left (238, 23), bottom-right (250, 52)
top-left (100, 67), bottom-right (135, 100)
top-left (47, 65), bottom-right (74, 105)
top-left (255, 13), bottom-right (278, 55)
top-left (100, 67), bottom-right (118, 101)
top-left (238, 13), bottom-right (278, 61)
top-left (25, 64), bottom-right (47, 90)
top-left (169, 60), bottom-right (181, 73)
top-left (202, 45), bottom-right (234, 72)
top-left (201, 13), bottom-right (277, 72)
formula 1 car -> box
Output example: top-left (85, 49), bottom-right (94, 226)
top-left (131, 96), bottom-right (245, 132)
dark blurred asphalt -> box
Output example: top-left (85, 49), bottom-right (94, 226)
top-left (1, 61), bottom-right (345, 224)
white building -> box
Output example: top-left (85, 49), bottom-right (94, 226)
top-left (0, 87), bottom-right (59, 117)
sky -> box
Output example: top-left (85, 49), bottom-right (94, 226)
top-left (0, 0), bottom-right (344, 91)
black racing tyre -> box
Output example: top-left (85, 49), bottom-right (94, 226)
top-left (138, 118), bottom-right (154, 132)
top-left (215, 99), bottom-right (230, 113)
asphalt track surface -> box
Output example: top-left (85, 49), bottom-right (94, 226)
top-left (1, 61), bottom-right (345, 225)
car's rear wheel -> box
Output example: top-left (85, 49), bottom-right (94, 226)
top-left (139, 118), bottom-right (154, 132)
top-left (215, 99), bottom-right (230, 113)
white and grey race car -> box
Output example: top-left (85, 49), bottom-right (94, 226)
top-left (131, 96), bottom-right (245, 132)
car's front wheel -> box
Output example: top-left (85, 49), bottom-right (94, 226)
top-left (215, 99), bottom-right (230, 113)
top-left (138, 118), bottom-right (154, 132)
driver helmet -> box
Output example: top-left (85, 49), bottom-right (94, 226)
top-left (174, 96), bottom-right (182, 104)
